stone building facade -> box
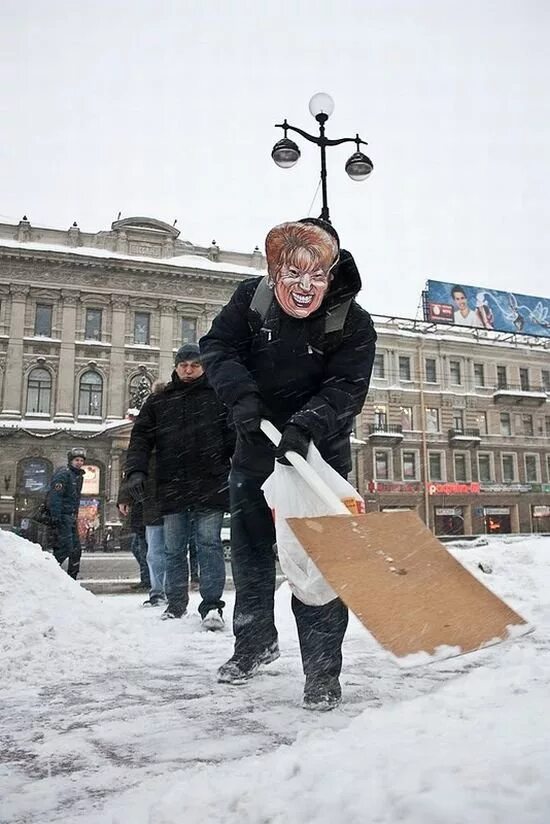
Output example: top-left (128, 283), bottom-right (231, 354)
top-left (0, 216), bottom-right (265, 534)
top-left (1, 215), bottom-right (548, 538)
top-left (359, 317), bottom-right (550, 536)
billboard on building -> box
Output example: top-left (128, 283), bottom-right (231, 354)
top-left (424, 280), bottom-right (550, 338)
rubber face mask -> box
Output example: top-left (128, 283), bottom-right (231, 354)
top-left (265, 222), bottom-right (339, 319)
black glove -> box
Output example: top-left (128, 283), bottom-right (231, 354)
top-left (275, 424), bottom-right (310, 465)
top-left (232, 394), bottom-right (263, 443)
top-left (126, 471), bottom-right (147, 502)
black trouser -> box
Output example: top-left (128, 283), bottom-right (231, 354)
top-left (230, 467), bottom-right (348, 679)
top-left (52, 514), bottom-right (82, 579)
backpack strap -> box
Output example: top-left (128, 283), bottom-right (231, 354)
top-left (249, 277), bottom-right (352, 348)
top-left (324, 298), bottom-right (352, 335)
top-left (249, 277), bottom-right (273, 324)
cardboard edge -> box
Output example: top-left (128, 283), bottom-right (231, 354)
top-left (390, 622), bottom-right (536, 669)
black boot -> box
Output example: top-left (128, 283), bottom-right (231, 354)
top-left (303, 675), bottom-right (342, 711)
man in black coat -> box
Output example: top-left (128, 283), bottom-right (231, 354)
top-left (200, 219), bottom-right (376, 710)
top-left (47, 446), bottom-right (86, 579)
top-left (124, 344), bottom-right (234, 628)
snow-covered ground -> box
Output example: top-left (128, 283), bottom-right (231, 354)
top-left (1, 531), bottom-right (549, 824)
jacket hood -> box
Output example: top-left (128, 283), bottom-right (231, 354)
top-left (324, 248), bottom-right (362, 306)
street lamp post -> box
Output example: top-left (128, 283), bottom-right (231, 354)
top-left (271, 92), bottom-right (373, 223)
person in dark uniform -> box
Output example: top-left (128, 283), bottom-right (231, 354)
top-left (47, 447), bottom-right (86, 579)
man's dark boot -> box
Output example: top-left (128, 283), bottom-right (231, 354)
top-left (303, 675), bottom-right (342, 711)
top-left (217, 641), bottom-right (280, 684)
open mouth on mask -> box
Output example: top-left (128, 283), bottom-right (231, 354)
top-left (291, 292), bottom-right (314, 307)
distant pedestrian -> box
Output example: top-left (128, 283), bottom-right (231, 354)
top-left (124, 343), bottom-right (233, 628)
top-left (47, 447), bottom-right (87, 579)
top-left (102, 526), bottom-right (115, 552)
top-left (117, 489), bottom-right (151, 592)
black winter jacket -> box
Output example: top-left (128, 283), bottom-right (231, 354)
top-left (200, 249), bottom-right (377, 476)
top-left (125, 372), bottom-right (234, 514)
top-left (118, 453), bottom-right (162, 529)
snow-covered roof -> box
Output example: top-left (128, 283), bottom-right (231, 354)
top-left (0, 237), bottom-right (264, 276)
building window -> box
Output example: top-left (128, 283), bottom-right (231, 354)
top-left (34, 304), bottom-right (52, 337)
top-left (454, 453), bottom-right (467, 482)
top-left (373, 405), bottom-right (387, 430)
top-left (497, 365), bottom-right (507, 389)
top-left (474, 363), bottom-right (485, 387)
top-left (429, 452), bottom-right (444, 481)
top-left (399, 356), bottom-right (411, 382)
top-left (425, 358), bottom-right (437, 383)
top-left (373, 353), bottom-right (385, 379)
top-left (374, 450), bottom-right (391, 480)
top-left (547, 455), bottom-right (550, 482)
top-left (546, 416), bottom-right (550, 438)
top-left (502, 454), bottom-right (516, 483)
top-left (134, 312), bottom-right (150, 345)
top-left (85, 308), bottom-right (102, 341)
top-left (525, 455), bottom-right (539, 483)
top-left (26, 367), bottom-right (52, 415)
top-left (542, 370), bottom-right (550, 392)
top-left (78, 370), bottom-right (103, 417)
top-left (500, 412), bottom-right (512, 436)
top-left (452, 409), bottom-right (464, 432)
top-left (478, 454), bottom-right (492, 483)
top-left (181, 317), bottom-right (197, 344)
top-left (425, 408), bottom-right (439, 433)
top-left (476, 412), bottom-right (488, 435)
top-left (449, 360), bottom-right (462, 385)
top-left (401, 406), bottom-right (414, 430)
top-left (520, 414), bottom-right (534, 437)
top-left (519, 368), bottom-right (530, 392)
top-left (402, 451), bottom-right (418, 480)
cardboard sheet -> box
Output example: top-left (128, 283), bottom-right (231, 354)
top-left (287, 510), bottom-right (530, 660)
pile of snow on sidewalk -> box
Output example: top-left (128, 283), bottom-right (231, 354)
top-left (0, 532), bottom-right (124, 685)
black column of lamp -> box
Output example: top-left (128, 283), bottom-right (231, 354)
top-left (271, 93), bottom-right (373, 224)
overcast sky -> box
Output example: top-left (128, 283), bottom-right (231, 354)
top-left (1, 0), bottom-right (549, 317)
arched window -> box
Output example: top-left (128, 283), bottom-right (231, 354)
top-left (129, 374), bottom-right (152, 411)
top-left (17, 457), bottom-right (52, 495)
top-left (78, 370), bottom-right (103, 416)
top-left (26, 367), bottom-right (52, 414)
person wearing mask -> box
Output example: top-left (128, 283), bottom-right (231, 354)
top-left (200, 219), bottom-right (376, 710)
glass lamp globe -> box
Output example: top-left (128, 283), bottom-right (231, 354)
top-left (308, 93), bottom-right (335, 120)
top-left (345, 152), bottom-right (374, 181)
top-left (271, 138), bottom-right (301, 168)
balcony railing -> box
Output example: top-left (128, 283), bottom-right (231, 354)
top-left (448, 428), bottom-right (482, 446)
top-left (493, 383), bottom-right (547, 406)
top-left (368, 424), bottom-right (404, 444)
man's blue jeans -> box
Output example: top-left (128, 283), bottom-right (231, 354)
top-left (163, 509), bottom-right (225, 617)
top-left (130, 533), bottom-right (150, 587)
top-left (145, 524), bottom-right (166, 600)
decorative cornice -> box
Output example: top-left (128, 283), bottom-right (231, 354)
top-left (10, 284), bottom-right (30, 297)
top-left (111, 296), bottom-right (130, 310)
top-left (61, 289), bottom-right (80, 306)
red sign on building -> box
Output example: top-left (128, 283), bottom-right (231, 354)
top-left (428, 482), bottom-right (480, 495)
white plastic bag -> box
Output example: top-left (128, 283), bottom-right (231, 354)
top-left (262, 444), bottom-right (364, 606)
